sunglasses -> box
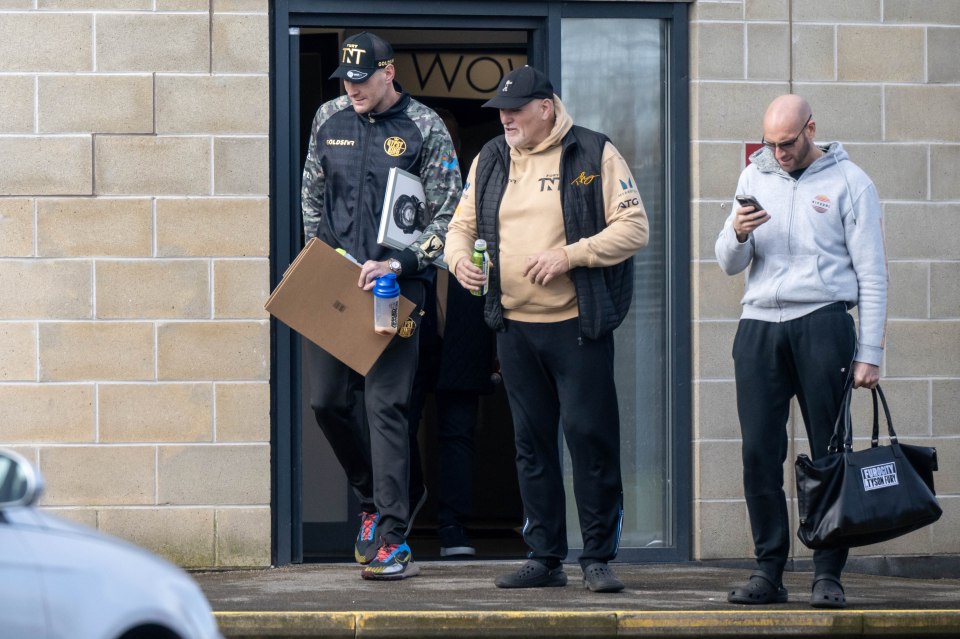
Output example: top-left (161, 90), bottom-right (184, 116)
top-left (761, 114), bottom-right (811, 151)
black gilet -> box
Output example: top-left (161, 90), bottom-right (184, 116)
top-left (474, 125), bottom-right (634, 339)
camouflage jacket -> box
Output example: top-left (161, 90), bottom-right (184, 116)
top-left (301, 89), bottom-right (461, 277)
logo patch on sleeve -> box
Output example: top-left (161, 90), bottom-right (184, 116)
top-left (811, 195), bottom-right (831, 213)
top-left (441, 153), bottom-right (458, 170)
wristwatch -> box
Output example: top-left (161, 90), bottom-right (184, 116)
top-left (388, 258), bottom-right (402, 276)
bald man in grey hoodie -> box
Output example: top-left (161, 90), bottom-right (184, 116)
top-left (716, 95), bottom-right (888, 609)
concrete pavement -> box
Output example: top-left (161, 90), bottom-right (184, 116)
top-left (194, 561), bottom-right (960, 638)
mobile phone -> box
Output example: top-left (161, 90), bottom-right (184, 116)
top-left (736, 195), bottom-right (765, 212)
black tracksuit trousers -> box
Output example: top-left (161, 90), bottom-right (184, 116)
top-left (732, 302), bottom-right (856, 585)
top-left (497, 318), bottom-right (623, 568)
top-left (306, 280), bottom-right (424, 545)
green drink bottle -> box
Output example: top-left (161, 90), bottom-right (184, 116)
top-left (471, 239), bottom-right (489, 296)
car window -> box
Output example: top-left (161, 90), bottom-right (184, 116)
top-left (0, 455), bottom-right (28, 504)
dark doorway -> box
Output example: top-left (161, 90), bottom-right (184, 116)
top-left (272, 1), bottom-right (691, 568)
top-left (296, 28), bottom-right (530, 561)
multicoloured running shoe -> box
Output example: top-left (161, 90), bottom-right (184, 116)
top-left (354, 511), bottom-right (380, 565)
top-left (360, 541), bottom-right (420, 580)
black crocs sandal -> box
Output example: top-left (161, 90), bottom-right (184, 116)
top-left (582, 562), bottom-right (625, 593)
top-left (727, 574), bottom-right (788, 604)
top-left (494, 560), bottom-right (567, 589)
top-left (810, 577), bottom-right (846, 609)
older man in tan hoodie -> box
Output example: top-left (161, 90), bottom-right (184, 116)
top-left (445, 65), bottom-right (649, 593)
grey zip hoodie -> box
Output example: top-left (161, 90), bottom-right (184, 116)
top-left (715, 142), bottom-right (887, 366)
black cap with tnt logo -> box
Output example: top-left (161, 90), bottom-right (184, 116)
top-left (329, 32), bottom-right (395, 84)
top-left (482, 65), bottom-right (555, 109)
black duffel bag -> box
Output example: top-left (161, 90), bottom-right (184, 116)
top-left (795, 383), bottom-right (942, 550)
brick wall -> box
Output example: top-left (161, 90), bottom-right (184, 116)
top-left (0, 0), bottom-right (272, 568)
top-left (691, 0), bottom-right (960, 562)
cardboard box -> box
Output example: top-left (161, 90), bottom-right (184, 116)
top-left (265, 238), bottom-right (415, 376)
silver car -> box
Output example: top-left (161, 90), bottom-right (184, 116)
top-left (0, 448), bottom-right (224, 639)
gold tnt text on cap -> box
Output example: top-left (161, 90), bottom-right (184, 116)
top-left (330, 32), bottom-right (395, 83)
top-left (341, 42), bottom-right (367, 65)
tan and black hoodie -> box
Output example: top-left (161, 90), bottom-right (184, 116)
top-left (446, 96), bottom-right (649, 328)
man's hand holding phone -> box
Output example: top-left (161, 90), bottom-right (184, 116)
top-left (733, 194), bottom-right (770, 242)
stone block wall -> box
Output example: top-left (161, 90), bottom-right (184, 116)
top-left (0, 0), bottom-right (271, 568)
top-left (3, 0), bottom-right (957, 571)
top-left (692, 0), bottom-right (960, 562)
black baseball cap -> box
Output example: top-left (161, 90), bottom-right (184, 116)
top-left (329, 32), bottom-right (395, 84)
top-left (482, 66), bottom-right (554, 109)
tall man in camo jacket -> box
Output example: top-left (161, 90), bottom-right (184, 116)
top-left (301, 32), bottom-right (461, 581)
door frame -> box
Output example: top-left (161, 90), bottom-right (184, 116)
top-left (269, 0), bottom-right (690, 566)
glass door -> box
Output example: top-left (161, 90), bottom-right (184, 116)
top-left (559, 16), bottom-right (679, 560)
